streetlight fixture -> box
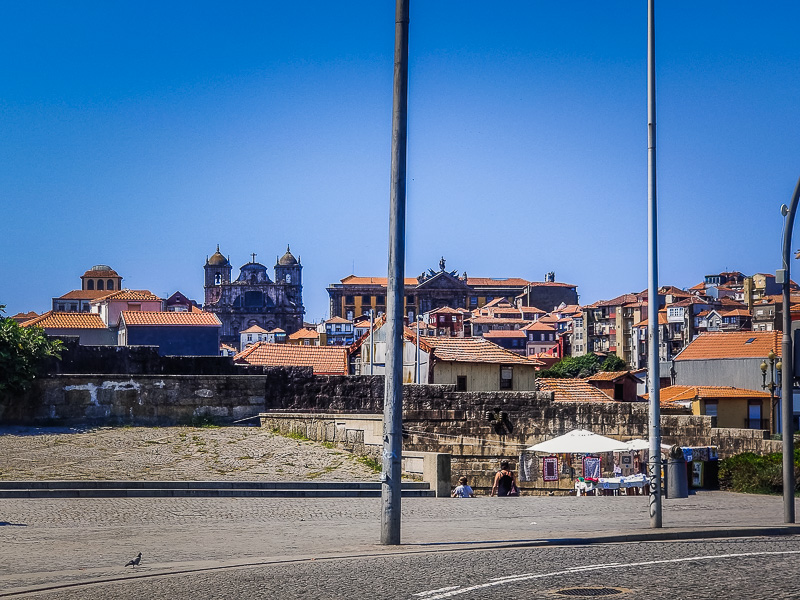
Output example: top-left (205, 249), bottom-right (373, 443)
top-left (760, 349), bottom-right (781, 434)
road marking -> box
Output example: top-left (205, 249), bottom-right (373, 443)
top-left (411, 550), bottom-right (800, 599)
top-left (413, 586), bottom-right (461, 596)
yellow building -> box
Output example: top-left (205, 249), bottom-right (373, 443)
top-left (658, 385), bottom-right (772, 430)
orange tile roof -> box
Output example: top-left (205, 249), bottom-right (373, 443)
top-left (240, 324), bottom-right (268, 334)
top-left (429, 306), bottom-right (462, 315)
top-left (120, 311), bottom-right (221, 327)
top-left (81, 269), bottom-right (120, 278)
top-left (536, 314), bottom-right (559, 324)
top-left (472, 316), bottom-right (530, 325)
top-left (423, 336), bottom-right (541, 365)
top-left (288, 329), bottom-right (319, 340)
top-left (92, 289), bottom-right (162, 303)
top-left (57, 289), bottom-right (109, 300)
top-left (482, 330), bottom-right (527, 339)
top-left (339, 275), bottom-right (418, 286)
top-left (633, 312), bottom-right (668, 327)
top-left (675, 331), bottom-right (781, 361)
top-left (522, 321), bottom-right (555, 332)
top-left (325, 316), bottom-right (353, 324)
top-left (524, 281), bottom-right (577, 288)
top-left (22, 311), bottom-right (107, 329)
top-left (220, 343), bottom-right (237, 352)
top-left (481, 298), bottom-right (512, 309)
top-left (537, 378), bottom-right (614, 402)
top-left (585, 370), bottom-right (633, 382)
top-left (649, 385), bottom-right (770, 403)
top-left (720, 308), bottom-right (751, 317)
top-left (10, 311), bottom-right (39, 322)
top-left (468, 277), bottom-right (530, 287)
top-left (234, 342), bottom-right (349, 375)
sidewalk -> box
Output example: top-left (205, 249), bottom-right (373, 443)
top-left (1, 491), bottom-right (798, 596)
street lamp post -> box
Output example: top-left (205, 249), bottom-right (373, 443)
top-left (760, 350), bottom-right (781, 434)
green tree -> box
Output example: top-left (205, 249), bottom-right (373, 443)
top-left (0, 305), bottom-right (62, 399)
top-left (539, 353), bottom-right (629, 378)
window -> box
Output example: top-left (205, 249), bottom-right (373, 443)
top-left (362, 295), bottom-right (371, 303)
top-left (704, 400), bottom-right (718, 417)
top-left (70, 304), bottom-right (77, 312)
top-left (346, 311), bottom-right (354, 320)
top-left (107, 280), bottom-right (114, 290)
top-left (470, 297), bottom-right (478, 306)
top-left (345, 325), bottom-right (351, 331)
top-left (127, 303), bottom-right (141, 312)
top-left (500, 366), bottom-right (513, 389)
top-left (97, 280), bottom-right (104, 290)
top-left (452, 316), bottom-right (457, 322)
top-left (456, 376), bottom-right (467, 391)
top-left (244, 291), bottom-right (264, 307)
top-left (346, 295), bottom-right (355, 304)
top-left (247, 334), bottom-right (253, 341)
top-left (614, 383), bottom-right (624, 401)
top-left (335, 325), bottom-right (342, 332)
top-left (214, 273), bottom-right (222, 285)
top-left (376, 295), bottom-right (385, 304)
top-left (286, 273), bottom-right (292, 283)
top-left (87, 280), bottom-right (94, 290)
top-left (304, 339), bottom-right (310, 346)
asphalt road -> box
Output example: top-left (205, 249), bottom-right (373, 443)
top-left (16, 536), bottom-right (800, 600)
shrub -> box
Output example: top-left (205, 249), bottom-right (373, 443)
top-left (719, 450), bottom-right (800, 495)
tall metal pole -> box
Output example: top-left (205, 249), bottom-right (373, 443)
top-left (382, 0), bottom-right (409, 546)
top-left (646, 0), bottom-right (663, 528)
top-left (780, 176), bottom-right (800, 523)
top-left (415, 318), bottom-right (420, 383)
top-left (369, 310), bottom-right (374, 376)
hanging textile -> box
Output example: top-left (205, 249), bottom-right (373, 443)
top-left (543, 456), bottom-right (559, 481)
top-left (583, 456), bottom-right (601, 480)
top-left (518, 451), bottom-right (538, 482)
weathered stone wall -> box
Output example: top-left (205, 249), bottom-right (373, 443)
top-left (261, 401), bottom-right (783, 495)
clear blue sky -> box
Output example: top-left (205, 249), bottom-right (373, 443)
top-left (2, 2), bottom-right (799, 321)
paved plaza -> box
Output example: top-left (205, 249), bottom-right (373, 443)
top-left (1, 427), bottom-right (799, 597)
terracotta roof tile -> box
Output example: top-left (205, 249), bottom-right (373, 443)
top-left (240, 324), bottom-right (268, 334)
top-left (22, 311), bottom-right (107, 329)
top-left (467, 277), bottom-right (531, 287)
top-left (482, 330), bottom-right (527, 339)
top-left (339, 275), bottom-right (418, 286)
top-left (648, 385), bottom-right (770, 402)
top-left (120, 311), bottom-right (221, 327)
top-left (288, 329), bottom-right (319, 340)
top-left (675, 331), bottom-right (781, 361)
top-left (472, 316), bottom-right (530, 325)
top-left (521, 321), bottom-right (556, 332)
top-left (524, 281), bottom-right (577, 288)
top-left (423, 336), bottom-right (541, 365)
top-left (57, 290), bottom-right (110, 300)
top-left (585, 370), bottom-right (633, 382)
top-left (234, 342), bottom-right (349, 375)
top-left (325, 316), bottom-right (353, 324)
top-left (92, 289), bottom-right (162, 303)
top-left (537, 378), bottom-right (615, 402)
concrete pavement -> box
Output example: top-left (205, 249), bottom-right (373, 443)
top-left (1, 490), bottom-right (799, 597)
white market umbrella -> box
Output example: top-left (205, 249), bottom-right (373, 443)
top-left (526, 429), bottom-right (628, 454)
top-left (623, 439), bottom-right (674, 452)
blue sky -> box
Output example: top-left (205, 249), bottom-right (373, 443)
top-left (2, 1), bottom-right (799, 321)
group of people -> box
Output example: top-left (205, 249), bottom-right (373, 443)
top-left (451, 460), bottom-right (519, 498)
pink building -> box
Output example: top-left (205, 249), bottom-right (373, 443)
top-left (91, 289), bottom-right (163, 326)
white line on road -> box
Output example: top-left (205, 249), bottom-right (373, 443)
top-left (413, 586), bottom-right (461, 597)
top-left (411, 550), bottom-right (800, 599)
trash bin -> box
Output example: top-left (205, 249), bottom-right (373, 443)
top-left (666, 445), bottom-right (688, 499)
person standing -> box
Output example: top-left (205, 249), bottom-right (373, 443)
top-left (491, 460), bottom-right (518, 496)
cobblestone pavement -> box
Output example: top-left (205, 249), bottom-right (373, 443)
top-left (1, 491), bottom-right (798, 595)
top-left (26, 537), bottom-right (800, 599)
top-left (0, 426), bottom-right (378, 481)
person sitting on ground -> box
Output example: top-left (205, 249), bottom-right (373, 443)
top-left (451, 476), bottom-right (475, 498)
top-left (491, 460), bottom-right (519, 496)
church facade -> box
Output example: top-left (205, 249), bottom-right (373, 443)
top-left (203, 245), bottom-right (304, 344)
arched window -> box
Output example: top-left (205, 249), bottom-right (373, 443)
top-left (87, 280), bottom-right (94, 290)
top-left (107, 280), bottom-right (114, 290)
top-left (97, 280), bottom-right (104, 290)
top-left (214, 273), bottom-right (221, 285)
top-left (286, 273), bottom-right (292, 284)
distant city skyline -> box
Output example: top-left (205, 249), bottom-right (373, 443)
top-left (3, 2), bottom-right (800, 321)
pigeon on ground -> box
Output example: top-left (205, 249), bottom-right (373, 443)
top-left (125, 552), bottom-right (142, 567)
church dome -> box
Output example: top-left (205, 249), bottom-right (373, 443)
top-left (207, 245), bottom-right (229, 266)
top-left (278, 245), bottom-right (298, 266)
top-left (236, 262), bottom-right (271, 284)
top-left (82, 265), bottom-right (119, 278)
